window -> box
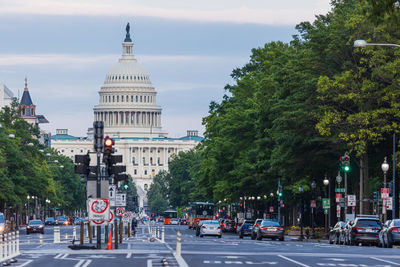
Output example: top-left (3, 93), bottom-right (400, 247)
top-left (134, 76), bottom-right (136, 80)
top-left (80, 150), bottom-right (83, 153)
top-left (136, 96), bottom-right (138, 102)
top-left (61, 150), bottom-right (64, 153)
top-left (122, 96), bottom-right (124, 102)
top-left (126, 95), bottom-right (128, 102)
top-left (157, 157), bottom-right (160, 164)
top-left (109, 96), bottom-right (111, 102)
top-left (140, 96), bottom-right (142, 102)
top-left (144, 170), bottom-right (147, 175)
top-left (134, 169), bottom-right (137, 175)
top-left (144, 96), bottom-right (146, 102)
top-left (122, 76), bottom-right (125, 80)
top-left (168, 149), bottom-right (170, 153)
top-left (71, 150), bottom-right (74, 153)
top-left (143, 149), bottom-right (145, 152)
top-left (132, 148), bottom-right (135, 152)
top-left (131, 96), bottom-right (133, 102)
top-left (150, 157), bottom-right (153, 164)
top-left (113, 96), bottom-right (115, 102)
top-left (117, 96), bottom-right (119, 102)
top-left (150, 149), bottom-right (152, 153)
top-left (157, 149), bottom-right (160, 153)
top-left (168, 157), bottom-right (170, 163)
top-left (132, 157), bottom-right (135, 164)
top-left (130, 76), bottom-right (132, 80)
top-left (142, 157), bottom-right (145, 164)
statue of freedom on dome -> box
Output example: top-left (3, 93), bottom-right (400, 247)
top-left (124, 22), bottom-right (132, 42)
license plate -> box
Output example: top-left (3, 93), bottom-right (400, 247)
top-left (365, 229), bottom-right (373, 233)
top-left (210, 227), bottom-right (214, 230)
top-left (267, 227), bottom-right (277, 232)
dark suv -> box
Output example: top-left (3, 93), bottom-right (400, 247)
top-left (238, 220), bottom-right (255, 239)
top-left (348, 215), bottom-right (381, 246)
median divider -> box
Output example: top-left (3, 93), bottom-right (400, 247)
top-left (0, 231), bottom-right (20, 264)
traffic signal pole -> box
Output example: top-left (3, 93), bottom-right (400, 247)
top-left (94, 121), bottom-right (104, 249)
top-left (278, 178), bottom-right (281, 225)
top-left (344, 172), bottom-right (347, 219)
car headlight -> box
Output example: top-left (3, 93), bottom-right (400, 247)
top-left (0, 226), bottom-right (4, 231)
top-left (27, 226), bottom-right (31, 229)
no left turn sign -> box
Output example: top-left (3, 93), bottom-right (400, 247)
top-left (116, 207), bottom-right (125, 216)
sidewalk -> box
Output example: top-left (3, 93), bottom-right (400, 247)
top-left (286, 235), bottom-right (329, 243)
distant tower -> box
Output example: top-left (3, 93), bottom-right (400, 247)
top-left (19, 78), bottom-right (49, 125)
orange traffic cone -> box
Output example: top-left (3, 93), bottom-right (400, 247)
top-left (107, 230), bottom-right (113, 250)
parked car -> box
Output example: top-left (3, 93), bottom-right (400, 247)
top-left (238, 220), bottom-right (255, 239)
top-left (200, 220), bottom-right (222, 238)
top-left (44, 217), bottom-right (55, 226)
top-left (56, 216), bottom-right (68, 226)
top-left (26, 220), bottom-right (44, 234)
top-left (196, 220), bottom-right (209, 236)
top-left (0, 212), bottom-right (6, 235)
top-left (379, 220), bottom-right (392, 247)
top-left (74, 217), bottom-right (87, 225)
top-left (179, 218), bottom-right (187, 225)
top-left (251, 219), bottom-right (264, 240)
top-left (222, 220), bottom-right (236, 233)
top-left (381, 219), bottom-right (400, 248)
top-left (256, 220), bottom-right (284, 241)
top-left (347, 215), bottom-right (381, 246)
top-left (329, 221), bottom-right (346, 244)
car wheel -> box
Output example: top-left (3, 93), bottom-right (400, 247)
top-left (200, 235), bottom-right (203, 238)
top-left (279, 237), bottom-right (284, 241)
top-left (41, 231), bottom-right (44, 234)
top-left (251, 233), bottom-right (256, 240)
top-left (239, 233), bottom-right (243, 239)
top-left (256, 233), bottom-right (262, 241)
top-left (329, 234), bottom-right (334, 244)
top-left (218, 235), bottom-right (222, 238)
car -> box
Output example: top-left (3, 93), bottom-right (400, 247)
top-left (200, 220), bottom-right (222, 238)
top-left (0, 212), bottom-right (5, 234)
top-left (170, 218), bottom-right (179, 225)
top-left (256, 220), bottom-right (284, 241)
top-left (329, 221), bottom-right (346, 244)
top-left (74, 217), bottom-right (87, 225)
top-left (251, 219), bottom-right (264, 240)
top-left (381, 219), bottom-right (400, 248)
top-left (347, 215), bottom-right (381, 246)
top-left (238, 220), bottom-right (255, 239)
top-left (196, 220), bottom-right (209, 236)
top-left (222, 220), bottom-right (236, 233)
top-left (44, 217), bottom-right (55, 226)
top-left (379, 220), bottom-right (392, 247)
top-left (26, 220), bottom-right (44, 234)
top-left (56, 216), bottom-right (68, 226)
top-left (179, 218), bottom-right (187, 225)
top-left (157, 217), bottom-right (164, 223)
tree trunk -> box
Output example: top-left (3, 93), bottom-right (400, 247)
top-left (361, 153), bottom-right (370, 214)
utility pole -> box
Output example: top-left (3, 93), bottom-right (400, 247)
top-left (94, 121), bottom-right (104, 249)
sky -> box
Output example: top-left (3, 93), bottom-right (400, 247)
top-left (0, 0), bottom-right (332, 138)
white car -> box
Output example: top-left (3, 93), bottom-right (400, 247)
top-left (200, 220), bottom-right (222, 238)
top-left (170, 218), bottom-right (179, 225)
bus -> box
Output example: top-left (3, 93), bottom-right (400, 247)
top-left (163, 209), bottom-right (178, 225)
top-left (187, 202), bottom-right (214, 229)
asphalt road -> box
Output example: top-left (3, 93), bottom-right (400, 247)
top-left (6, 223), bottom-right (400, 267)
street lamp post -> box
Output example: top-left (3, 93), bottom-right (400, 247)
top-left (323, 176), bottom-right (330, 235)
top-left (311, 180), bottom-right (316, 238)
top-left (382, 157), bottom-right (390, 222)
top-left (26, 195), bottom-right (30, 224)
top-left (336, 172), bottom-right (343, 220)
top-left (354, 40), bottom-right (398, 219)
top-left (299, 186), bottom-right (304, 241)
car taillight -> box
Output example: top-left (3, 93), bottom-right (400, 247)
top-left (261, 227), bottom-right (267, 230)
top-left (353, 226), bottom-right (362, 230)
top-left (202, 226), bottom-right (206, 228)
top-left (392, 227), bottom-right (399, 232)
top-left (277, 227), bottom-right (284, 231)
top-left (218, 227), bottom-right (221, 229)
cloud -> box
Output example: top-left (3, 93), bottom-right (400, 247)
top-left (0, 0), bottom-right (331, 25)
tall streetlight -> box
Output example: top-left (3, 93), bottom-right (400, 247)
top-left (311, 180), bottom-right (316, 238)
top-left (382, 157), bottom-right (390, 222)
top-left (354, 39), bottom-right (398, 219)
top-left (323, 176), bottom-right (330, 235)
top-left (298, 185), bottom-right (304, 241)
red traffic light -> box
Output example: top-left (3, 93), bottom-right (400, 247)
top-left (344, 156), bottom-right (349, 161)
top-left (104, 138), bottom-right (114, 147)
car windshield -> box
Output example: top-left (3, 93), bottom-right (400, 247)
top-left (245, 221), bottom-right (255, 225)
top-left (356, 219), bottom-right (381, 227)
top-left (205, 221), bottom-right (219, 225)
top-left (46, 217), bottom-right (54, 221)
top-left (57, 216), bottom-right (66, 220)
top-left (29, 220), bottom-right (42, 225)
top-left (0, 214), bottom-right (4, 223)
top-left (262, 221), bottom-right (280, 227)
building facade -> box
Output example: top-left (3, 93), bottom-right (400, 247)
top-left (51, 25), bottom-right (202, 208)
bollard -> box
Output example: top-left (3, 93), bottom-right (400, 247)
top-left (88, 224), bottom-right (92, 244)
top-left (54, 227), bottom-right (60, 243)
top-left (11, 231), bottom-right (15, 257)
top-left (16, 231), bottom-right (19, 255)
top-left (80, 221), bottom-right (84, 245)
top-left (0, 234), bottom-right (3, 260)
top-left (176, 231), bottom-right (181, 256)
top-left (114, 220), bottom-right (118, 249)
top-left (73, 226), bottom-right (77, 241)
top-left (4, 233), bottom-right (8, 259)
top-left (161, 227), bottom-right (165, 243)
top-left (119, 221), bottom-right (123, 244)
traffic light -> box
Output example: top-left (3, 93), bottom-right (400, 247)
top-left (373, 191), bottom-right (378, 200)
top-left (123, 175), bottom-right (129, 190)
top-left (340, 154), bottom-right (350, 172)
top-left (93, 121), bottom-right (104, 152)
top-left (278, 185), bottom-right (283, 197)
top-left (103, 136), bottom-right (114, 154)
top-left (74, 154), bottom-right (91, 176)
top-left (102, 136), bottom-right (126, 183)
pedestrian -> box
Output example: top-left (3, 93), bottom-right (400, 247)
top-left (132, 218), bottom-right (137, 236)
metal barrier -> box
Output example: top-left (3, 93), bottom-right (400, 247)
top-left (161, 227), bottom-right (165, 242)
top-left (0, 231), bottom-right (20, 263)
top-left (54, 227), bottom-right (60, 243)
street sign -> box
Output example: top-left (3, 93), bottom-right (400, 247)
top-left (269, 206), bottom-right (274, 213)
top-left (335, 194), bottom-right (342, 203)
top-left (381, 188), bottom-right (389, 199)
top-left (335, 188), bottom-right (345, 193)
top-left (116, 207), bottom-right (125, 216)
top-left (109, 185), bottom-right (116, 207)
top-left (324, 208), bottom-right (328, 215)
top-left (348, 195), bottom-right (356, 206)
top-left (88, 198), bottom-right (110, 221)
top-left (310, 200), bottom-right (316, 208)
top-left (387, 197), bottom-right (393, 210)
top-left (322, 198), bottom-right (330, 208)
top-left (116, 193), bottom-right (127, 206)
top-left (336, 204), bottom-right (340, 218)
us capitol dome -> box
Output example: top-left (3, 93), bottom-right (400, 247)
top-left (51, 23), bottom-right (202, 210)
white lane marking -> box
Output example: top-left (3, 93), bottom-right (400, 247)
top-left (147, 259), bottom-right (152, 267)
top-left (126, 252), bottom-right (132, 258)
top-left (204, 261), bottom-right (222, 264)
top-left (18, 260), bottom-right (34, 267)
top-left (371, 257), bottom-right (400, 266)
top-left (81, 260), bottom-right (92, 267)
top-left (278, 255), bottom-right (310, 267)
top-left (225, 261), bottom-right (243, 264)
top-left (54, 253), bottom-right (63, 259)
top-left (61, 253), bottom-right (69, 259)
top-left (74, 259), bottom-right (86, 267)
top-left (328, 259), bottom-right (346, 262)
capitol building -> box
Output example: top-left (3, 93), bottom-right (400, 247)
top-left (50, 24), bottom-right (202, 208)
